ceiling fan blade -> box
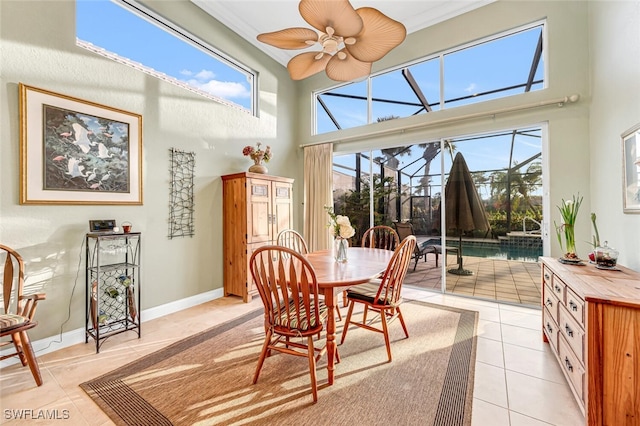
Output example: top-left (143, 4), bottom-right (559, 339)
top-left (287, 51), bottom-right (331, 80)
top-left (346, 7), bottom-right (407, 63)
top-left (325, 49), bottom-right (372, 82)
top-left (299, 0), bottom-right (363, 37)
top-left (257, 28), bottom-right (319, 49)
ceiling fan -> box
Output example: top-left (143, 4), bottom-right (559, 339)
top-left (257, 0), bottom-right (406, 82)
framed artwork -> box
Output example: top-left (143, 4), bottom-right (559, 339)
top-left (19, 83), bottom-right (143, 205)
top-left (622, 122), bottom-right (640, 213)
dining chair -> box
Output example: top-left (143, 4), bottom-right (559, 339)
top-left (341, 225), bottom-right (401, 309)
top-left (249, 245), bottom-right (330, 403)
top-left (276, 229), bottom-right (341, 321)
top-left (340, 235), bottom-right (417, 362)
top-left (361, 225), bottom-right (400, 251)
top-left (276, 229), bottom-right (309, 255)
top-left (0, 244), bottom-right (46, 386)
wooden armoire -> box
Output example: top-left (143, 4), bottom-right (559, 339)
top-left (221, 172), bottom-right (294, 302)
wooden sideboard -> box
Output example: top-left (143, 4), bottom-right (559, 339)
top-left (222, 172), bottom-right (294, 302)
top-left (540, 257), bottom-right (640, 425)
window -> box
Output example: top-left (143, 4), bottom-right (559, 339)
top-left (315, 23), bottom-right (545, 134)
top-left (332, 126), bottom-right (543, 241)
top-left (76, 0), bottom-right (257, 115)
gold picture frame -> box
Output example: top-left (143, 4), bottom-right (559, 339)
top-left (622, 122), bottom-right (640, 213)
top-left (19, 83), bottom-right (143, 205)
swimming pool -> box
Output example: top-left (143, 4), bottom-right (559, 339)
top-left (423, 238), bottom-right (542, 262)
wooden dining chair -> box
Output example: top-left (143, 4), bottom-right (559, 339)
top-left (361, 225), bottom-right (400, 251)
top-left (341, 225), bottom-right (401, 309)
top-left (249, 245), bottom-right (330, 403)
top-left (0, 244), bottom-right (46, 386)
top-left (340, 235), bottom-right (417, 362)
top-left (276, 229), bottom-right (309, 255)
top-left (276, 229), bottom-right (341, 321)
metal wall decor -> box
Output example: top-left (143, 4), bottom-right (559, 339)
top-left (168, 148), bottom-right (195, 238)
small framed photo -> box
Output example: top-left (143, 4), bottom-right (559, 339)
top-left (622, 122), bottom-right (640, 213)
top-left (19, 83), bottom-right (143, 205)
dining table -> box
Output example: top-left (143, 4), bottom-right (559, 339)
top-left (305, 246), bottom-right (394, 385)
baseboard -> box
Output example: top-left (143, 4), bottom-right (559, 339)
top-left (0, 288), bottom-right (224, 368)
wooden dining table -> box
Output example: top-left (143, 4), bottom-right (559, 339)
top-left (305, 246), bottom-right (394, 385)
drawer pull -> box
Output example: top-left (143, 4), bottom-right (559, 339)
top-left (545, 298), bottom-right (553, 308)
top-left (546, 323), bottom-right (553, 333)
top-left (565, 324), bottom-right (574, 337)
top-left (565, 357), bottom-right (573, 372)
top-left (544, 273), bottom-right (551, 281)
top-left (568, 300), bottom-right (578, 312)
top-left (554, 284), bottom-right (562, 293)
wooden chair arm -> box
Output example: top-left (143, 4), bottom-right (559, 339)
top-left (18, 293), bottom-right (46, 320)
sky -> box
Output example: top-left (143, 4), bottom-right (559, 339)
top-left (76, 0), bottom-right (253, 111)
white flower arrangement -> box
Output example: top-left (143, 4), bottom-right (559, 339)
top-left (325, 206), bottom-right (355, 239)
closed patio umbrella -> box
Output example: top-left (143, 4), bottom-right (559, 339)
top-left (445, 152), bottom-right (490, 275)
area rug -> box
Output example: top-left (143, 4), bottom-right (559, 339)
top-left (81, 300), bottom-right (478, 426)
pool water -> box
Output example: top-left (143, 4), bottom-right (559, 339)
top-left (424, 238), bottom-right (542, 262)
top-left (457, 244), bottom-right (541, 262)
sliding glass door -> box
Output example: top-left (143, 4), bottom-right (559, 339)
top-left (332, 126), bottom-right (544, 306)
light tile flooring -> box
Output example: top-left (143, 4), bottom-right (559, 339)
top-left (404, 254), bottom-right (542, 306)
top-left (0, 289), bottom-right (584, 425)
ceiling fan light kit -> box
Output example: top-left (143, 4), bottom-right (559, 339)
top-left (257, 0), bottom-right (406, 82)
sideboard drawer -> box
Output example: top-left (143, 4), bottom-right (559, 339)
top-left (559, 333), bottom-right (584, 403)
top-left (550, 274), bottom-right (566, 301)
top-left (565, 286), bottom-right (585, 327)
top-left (559, 304), bottom-right (585, 363)
top-left (543, 283), bottom-right (560, 325)
top-left (542, 265), bottom-right (553, 288)
top-left (543, 307), bottom-right (558, 353)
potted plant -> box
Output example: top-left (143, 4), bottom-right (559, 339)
top-left (554, 194), bottom-right (582, 260)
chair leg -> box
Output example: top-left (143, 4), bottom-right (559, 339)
top-left (363, 305), bottom-right (369, 323)
top-left (18, 331), bottom-right (42, 386)
top-left (12, 333), bottom-right (28, 366)
top-left (253, 329), bottom-right (272, 384)
top-left (397, 306), bottom-right (409, 339)
top-left (380, 310), bottom-right (392, 362)
top-left (307, 336), bottom-right (318, 403)
top-left (340, 301), bottom-right (356, 345)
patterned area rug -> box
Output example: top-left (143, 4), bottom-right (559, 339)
top-left (81, 300), bottom-right (478, 425)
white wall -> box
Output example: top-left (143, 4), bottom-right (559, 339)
top-left (0, 0), bottom-right (301, 342)
top-left (588, 1), bottom-right (640, 270)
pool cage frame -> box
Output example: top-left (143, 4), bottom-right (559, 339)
top-left (332, 134), bottom-right (544, 245)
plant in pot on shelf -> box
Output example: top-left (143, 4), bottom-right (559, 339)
top-left (554, 193), bottom-right (583, 260)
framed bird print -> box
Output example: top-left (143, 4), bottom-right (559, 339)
top-left (19, 83), bottom-right (143, 205)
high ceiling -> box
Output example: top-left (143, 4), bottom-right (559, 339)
top-left (191, 0), bottom-right (495, 67)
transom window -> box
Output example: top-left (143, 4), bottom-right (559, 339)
top-left (316, 23), bottom-right (545, 134)
top-left (76, 0), bottom-right (257, 115)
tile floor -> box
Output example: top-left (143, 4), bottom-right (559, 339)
top-left (0, 289), bottom-right (584, 425)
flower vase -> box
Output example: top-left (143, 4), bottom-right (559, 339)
top-left (563, 224), bottom-right (576, 258)
top-left (248, 159), bottom-right (268, 174)
top-left (334, 237), bottom-right (348, 263)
